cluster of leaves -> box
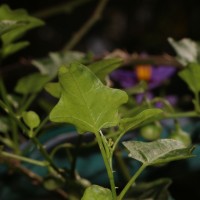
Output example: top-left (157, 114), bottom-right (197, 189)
top-left (0, 4), bottom-right (199, 200)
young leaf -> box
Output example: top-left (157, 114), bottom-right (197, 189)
top-left (178, 63), bottom-right (200, 94)
top-left (22, 111), bottom-right (40, 130)
top-left (119, 108), bottom-right (163, 133)
top-left (15, 73), bottom-right (50, 94)
top-left (49, 63), bottom-right (128, 133)
top-left (123, 139), bottom-right (195, 166)
top-left (88, 58), bottom-right (123, 82)
top-left (81, 185), bottom-right (112, 200)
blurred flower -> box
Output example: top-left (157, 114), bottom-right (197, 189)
top-left (110, 64), bottom-right (176, 90)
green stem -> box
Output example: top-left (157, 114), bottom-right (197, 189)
top-left (63, 0), bottom-right (109, 51)
top-left (31, 137), bottom-right (65, 181)
top-left (194, 92), bottom-right (200, 113)
top-left (33, 0), bottom-right (93, 18)
top-left (118, 164), bottom-right (147, 200)
top-left (19, 93), bottom-right (37, 113)
top-left (1, 151), bottom-right (48, 166)
top-left (95, 131), bottom-right (117, 200)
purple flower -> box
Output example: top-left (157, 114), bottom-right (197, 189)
top-left (110, 65), bottom-right (176, 90)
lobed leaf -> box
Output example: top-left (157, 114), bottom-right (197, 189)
top-left (49, 63), bottom-right (128, 133)
top-left (81, 185), bottom-right (112, 200)
top-left (123, 139), bottom-right (195, 165)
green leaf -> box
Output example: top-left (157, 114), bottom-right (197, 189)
top-left (128, 178), bottom-right (172, 200)
top-left (15, 73), bottom-right (50, 94)
top-left (43, 177), bottom-right (63, 191)
top-left (178, 63), bottom-right (200, 94)
top-left (0, 4), bottom-right (44, 45)
top-left (45, 82), bottom-right (61, 98)
top-left (32, 51), bottom-right (85, 78)
top-left (49, 63), bottom-right (128, 133)
top-left (0, 4), bottom-right (44, 58)
top-left (119, 108), bottom-right (163, 133)
top-left (168, 37), bottom-right (199, 66)
top-left (22, 111), bottom-right (40, 130)
top-left (0, 20), bottom-right (27, 36)
top-left (123, 139), bottom-right (195, 166)
top-left (81, 185), bottom-right (112, 200)
top-left (88, 58), bottom-right (123, 82)
top-left (0, 41), bottom-right (29, 58)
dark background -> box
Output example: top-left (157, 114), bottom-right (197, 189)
top-left (1, 0), bottom-right (200, 199)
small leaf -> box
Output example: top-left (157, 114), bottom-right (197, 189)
top-left (123, 139), bottom-right (195, 165)
top-left (50, 63), bottom-right (128, 133)
top-left (81, 185), bottom-right (112, 200)
top-left (88, 58), bottom-right (123, 82)
top-left (178, 63), bottom-right (200, 94)
top-left (15, 73), bottom-right (50, 94)
top-left (119, 108), bottom-right (163, 133)
top-left (129, 178), bottom-right (172, 200)
top-left (22, 111), bottom-right (40, 130)
top-left (43, 177), bottom-right (63, 191)
top-left (32, 51), bottom-right (85, 78)
top-left (168, 37), bottom-right (199, 66)
top-left (0, 41), bottom-right (29, 58)
top-left (0, 20), bottom-right (27, 36)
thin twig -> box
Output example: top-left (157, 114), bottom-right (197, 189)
top-left (63, 0), bottom-right (109, 51)
top-left (33, 0), bottom-right (93, 19)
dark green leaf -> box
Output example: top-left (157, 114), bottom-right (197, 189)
top-left (88, 58), bottom-right (123, 82)
top-left (127, 178), bottom-right (172, 200)
top-left (119, 108), bottom-right (163, 133)
top-left (50, 63), bottom-right (128, 133)
top-left (81, 185), bottom-right (112, 200)
top-left (15, 73), bottom-right (50, 94)
top-left (178, 63), bottom-right (200, 94)
top-left (123, 139), bottom-right (195, 165)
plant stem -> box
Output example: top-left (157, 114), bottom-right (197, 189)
top-left (117, 164), bottom-right (147, 200)
top-left (63, 0), bottom-right (109, 51)
top-left (95, 131), bottom-right (117, 199)
top-left (1, 151), bottom-right (48, 166)
top-left (31, 137), bottom-right (66, 182)
top-left (33, 0), bottom-right (93, 19)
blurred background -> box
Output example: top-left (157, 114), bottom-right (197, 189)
top-left (1, 0), bottom-right (200, 199)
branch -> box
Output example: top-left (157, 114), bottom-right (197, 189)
top-left (63, 0), bottom-right (109, 51)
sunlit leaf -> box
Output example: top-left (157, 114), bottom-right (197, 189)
top-left (15, 73), bottom-right (50, 94)
top-left (49, 63), bottom-right (128, 133)
top-left (119, 108), bottom-right (163, 133)
top-left (123, 139), bottom-right (195, 166)
top-left (88, 58), bottom-right (123, 82)
top-left (81, 185), bottom-right (112, 200)
top-left (178, 63), bottom-right (200, 94)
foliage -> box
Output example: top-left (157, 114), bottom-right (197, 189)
top-left (0, 3), bottom-right (199, 200)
